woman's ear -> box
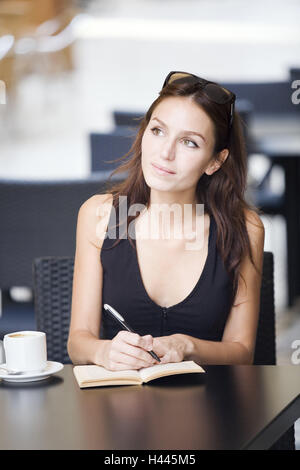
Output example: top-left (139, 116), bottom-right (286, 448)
top-left (205, 148), bottom-right (229, 176)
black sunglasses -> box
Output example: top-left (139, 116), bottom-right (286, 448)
top-left (162, 71), bottom-right (236, 136)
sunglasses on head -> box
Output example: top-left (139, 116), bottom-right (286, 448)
top-left (162, 71), bottom-right (236, 137)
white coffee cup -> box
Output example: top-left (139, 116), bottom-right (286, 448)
top-left (0, 340), bottom-right (5, 363)
top-left (3, 331), bottom-right (47, 372)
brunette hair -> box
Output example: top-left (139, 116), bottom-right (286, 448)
top-left (98, 78), bottom-right (263, 308)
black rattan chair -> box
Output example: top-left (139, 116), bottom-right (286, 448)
top-left (0, 175), bottom-right (114, 313)
top-left (253, 252), bottom-right (295, 450)
top-left (33, 257), bottom-right (74, 364)
top-left (253, 251), bottom-right (276, 365)
top-left (32, 251), bottom-right (295, 449)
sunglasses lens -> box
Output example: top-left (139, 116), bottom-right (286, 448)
top-left (204, 83), bottom-right (232, 104)
top-left (166, 72), bottom-right (198, 86)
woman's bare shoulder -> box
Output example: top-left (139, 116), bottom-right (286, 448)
top-left (244, 209), bottom-right (265, 265)
top-left (79, 193), bottom-right (113, 249)
top-left (244, 209), bottom-right (265, 236)
top-left (81, 193), bottom-right (113, 210)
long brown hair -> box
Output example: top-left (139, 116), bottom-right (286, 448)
top-left (98, 78), bottom-right (263, 308)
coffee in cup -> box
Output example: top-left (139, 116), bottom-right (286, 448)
top-left (9, 333), bottom-right (36, 338)
top-left (3, 331), bottom-right (47, 372)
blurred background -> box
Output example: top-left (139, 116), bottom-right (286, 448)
top-left (0, 0), bottom-right (300, 445)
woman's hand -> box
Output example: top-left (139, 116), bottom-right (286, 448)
top-left (99, 331), bottom-right (158, 371)
top-left (153, 334), bottom-right (192, 364)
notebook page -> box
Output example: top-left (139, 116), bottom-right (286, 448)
top-left (139, 361), bottom-right (205, 382)
top-left (73, 365), bottom-right (141, 384)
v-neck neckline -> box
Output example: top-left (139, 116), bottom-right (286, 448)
top-left (132, 213), bottom-right (214, 310)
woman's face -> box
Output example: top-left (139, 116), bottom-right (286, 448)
top-left (141, 96), bottom-right (222, 196)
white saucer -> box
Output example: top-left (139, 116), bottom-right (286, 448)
top-left (0, 361), bottom-right (64, 383)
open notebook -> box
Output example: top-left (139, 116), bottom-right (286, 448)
top-left (73, 361), bottom-right (205, 388)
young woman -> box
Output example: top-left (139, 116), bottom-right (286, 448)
top-left (67, 71), bottom-right (265, 370)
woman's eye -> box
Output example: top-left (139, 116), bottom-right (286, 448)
top-left (183, 139), bottom-right (198, 148)
top-left (150, 128), bottom-right (198, 148)
top-left (151, 127), bottom-right (163, 136)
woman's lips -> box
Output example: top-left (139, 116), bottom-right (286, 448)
top-left (151, 163), bottom-right (176, 175)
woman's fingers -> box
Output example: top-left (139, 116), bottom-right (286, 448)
top-left (110, 349), bottom-right (154, 369)
top-left (109, 331), bottom-right (156, 369)
top-left (152, 337), bottom-right (168, 356)
top-left (116, 341), bottom-right (155, 364)
top-left (111, 346), bottom-right (155, 368)
top-left (117, 331), bottom-right (154, 350)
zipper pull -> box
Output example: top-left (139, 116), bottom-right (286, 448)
top-left (161, 307), bottom-right (168, 335)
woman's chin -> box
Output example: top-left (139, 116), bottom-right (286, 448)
top-left (144, 173), bottom-right (175, 191)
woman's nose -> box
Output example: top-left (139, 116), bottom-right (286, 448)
top-left (160, 138), bottom-right (176, 160)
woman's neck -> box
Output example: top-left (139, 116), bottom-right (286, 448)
top-left (136, 191), bottom-right (205, 242)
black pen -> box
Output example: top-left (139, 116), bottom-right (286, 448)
top-left (103, 304), bottom-right (161, 363)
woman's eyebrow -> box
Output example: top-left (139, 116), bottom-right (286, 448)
top-left (151, 116), bottom-right (206, 143)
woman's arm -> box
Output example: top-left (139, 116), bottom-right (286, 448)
top-left (153, 210), bottom-right (265, 365)
top-left (67, 195), bottom-right (157, 369)
top-left (67, 194), bottom-right (110, 365)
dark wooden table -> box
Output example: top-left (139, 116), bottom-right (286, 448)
top-left (0, 365), bottom-right (299, 450)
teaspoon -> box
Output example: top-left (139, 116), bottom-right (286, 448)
top-left (0, 366), bottom-right (24, 375)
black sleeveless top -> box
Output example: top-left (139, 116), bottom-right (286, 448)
top-left (100, 203), bottom-right (234, 342)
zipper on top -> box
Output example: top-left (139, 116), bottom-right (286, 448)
top-left (161, 307), bottom-right (168, 335)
